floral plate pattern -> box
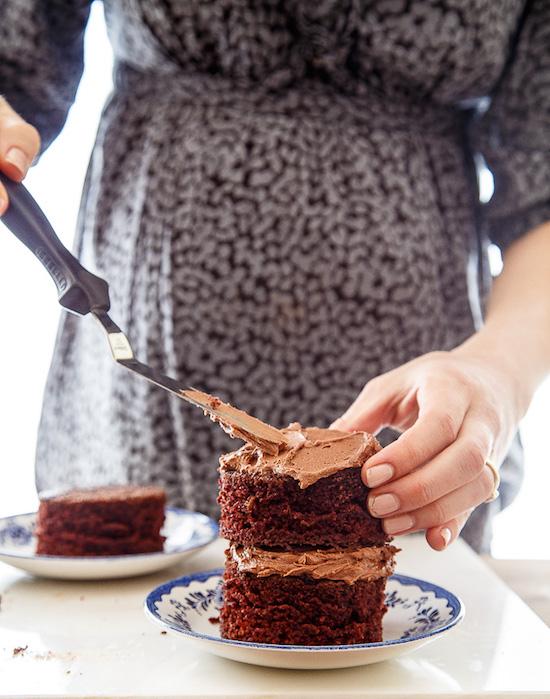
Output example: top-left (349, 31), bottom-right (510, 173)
top-left (0, 508), bottom-right (218, 580)
top-left (145, 569), bottom-right (464, 669)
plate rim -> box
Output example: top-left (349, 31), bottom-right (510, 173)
top-left (144, 567), bottom-right (465, 652)
top-left (0, 507), bottom-right (218, 562)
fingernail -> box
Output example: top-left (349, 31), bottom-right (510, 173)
top-left (441, 527), bottom-right (451, 547)
top-left (365, 463), bottom-right (394, 488)
top-left (369, 493), bottom-right (400, 516)
top-left (0, 194), bottom-right (6, 215)
top-left (5, 147), bottom-right (30, 177)
top-left (384, 514), bottom-right (414, 534)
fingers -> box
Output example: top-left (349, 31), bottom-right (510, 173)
top-left (336, 352), bottom-right (507, 552)
top-left (367, 415), bottom-right (493, 516)
top-left (425, 510), bottom-right (472, 551)
top-left (378, 464), bottom-right (495, 537)
top-left (333, 369), bottom-right (472, 492)
top-left (331, 371), bottom-right (413, 435)
top-left (0, 97), bottom-right (41, 203)
top-left (361, 380), bottom-right (470, 487)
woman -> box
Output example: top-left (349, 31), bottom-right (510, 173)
top-left (0, 1), bottom-right (548, 554)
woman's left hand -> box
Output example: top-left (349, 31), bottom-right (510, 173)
top-left (331, 342), bottom-right (528, 550)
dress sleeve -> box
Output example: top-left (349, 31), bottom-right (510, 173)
top-left (471, 0), bottom-right (550, 251)
top-left (0, 0), bottom-right (91, 150)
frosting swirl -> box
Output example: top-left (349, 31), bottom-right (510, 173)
top-left (219, 423), bottom-right (380, 488)
top-left (229, 543), bottom-right (399, 585)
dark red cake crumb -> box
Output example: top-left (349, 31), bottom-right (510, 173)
top-left (220, 560), bottom-right (386, 645)
top-left (218, 467), bottom-right (388, 548)
top-left (36, 485), bottom-right (166, 556)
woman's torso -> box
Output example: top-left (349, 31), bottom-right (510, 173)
top-left (36, 0), bottom-right (525, 552)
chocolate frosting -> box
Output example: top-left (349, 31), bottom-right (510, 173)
top-left (181, 388), bottom-right (290, 455)
top-left (219, 423), bottom-right (380, 488)
top-left (229, 544), bottom-right (399, 584)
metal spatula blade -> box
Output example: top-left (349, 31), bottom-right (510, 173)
top-left (93, 312), bottom-right (289, 454)
top-left (0, 173), bottom-right (290, 455)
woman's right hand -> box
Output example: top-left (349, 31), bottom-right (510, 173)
top-left (0, 96), bottom-right (41, 214)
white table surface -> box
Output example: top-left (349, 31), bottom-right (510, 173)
top-left (0, 534), bottom-right (549, 699)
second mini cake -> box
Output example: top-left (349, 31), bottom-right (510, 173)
top-left (36, 485), bottom-right (166, 556)
top-left (218, 423), bottom-right (399, 645)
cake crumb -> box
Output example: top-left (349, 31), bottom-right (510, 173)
top-left (209, 616), bottom-right (220, 624)
top-left (12, 646), bottom-right (28, 657)
top-left (160, 631), bottom-right (167, 635)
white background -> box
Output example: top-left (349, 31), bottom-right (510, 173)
top-left (0, 3), bottom-right (548, 558)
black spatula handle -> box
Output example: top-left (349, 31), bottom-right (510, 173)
top-left (0, 171), bottom-right (110, 315)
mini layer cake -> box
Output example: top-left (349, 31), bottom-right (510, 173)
top-left (219, 425), bottom-right (388, 548)
top-left (36, 485), bottom-right (166, 556)
top-left (218, 424), bottom-right (398, 645)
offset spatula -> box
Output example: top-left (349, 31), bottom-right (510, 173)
top-left (0, 172), bottom-right (290, 455)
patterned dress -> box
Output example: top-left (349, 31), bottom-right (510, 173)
top-left (1, 1), bottom-right (548, 552)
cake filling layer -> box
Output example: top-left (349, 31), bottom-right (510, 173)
top-left (229, 543), bottom-right (399, 584)
top-left (220, 423), bottom-right (380, 488)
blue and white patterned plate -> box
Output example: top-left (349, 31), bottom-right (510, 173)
top-left (0, 509), bottom-right (218, 580)
top-left (145, 569), bottom-right (464, 669)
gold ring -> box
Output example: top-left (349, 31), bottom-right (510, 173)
top-left (484, 460), bottom-right (500, 503)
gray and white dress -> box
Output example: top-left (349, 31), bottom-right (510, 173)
top-left (1, 0), bottom-right (549, 552)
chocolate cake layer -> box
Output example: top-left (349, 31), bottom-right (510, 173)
top-left (218, 467), bottom-right (388, 547)
top-left (220, 559), bottom-right (387, 645)
top-left (35, 534), bottom-right (164, 556)
top-left (36, 485), bottom-right (166, 556)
